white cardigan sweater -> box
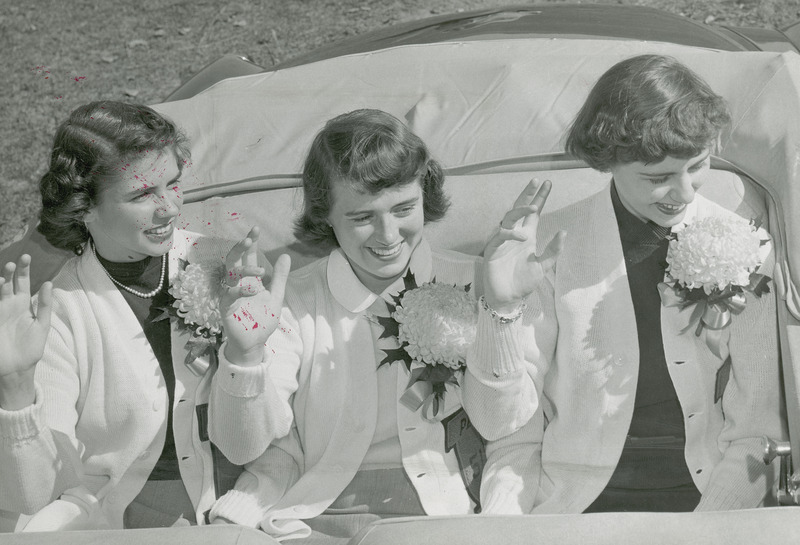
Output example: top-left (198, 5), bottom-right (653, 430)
top-left (0, 231), bottom-right (233, 530)
top-left (463, 187), bottom-right (787, 514)
top-left (209, 240), bottom-right (502, 540)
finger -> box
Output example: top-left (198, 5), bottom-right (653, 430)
top-left (35, 281), bottom-right (54, 329)
top-left (538, 230), bottom-right (566, 263)
top-left (1, 263), bottom-right (15, 298)
top-left (244, 227), bottom-right (260, 269)
top-left (530, 179), bottom-right (552, 213)
top-left (14, 254), bottom-right (32, 295)
top-left (511, 179), bottom-right (541, 209)
top-left (521, 180), bottom-right (553, 229)
top-left (500, 205), bottom-right (538, 229)
top-left (268, 254), bottom-right (291, 306)
top-left (225, 236), bottom-right (254, 270)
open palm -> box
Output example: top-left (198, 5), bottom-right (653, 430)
top-left (482, 179), bottom-right (565, 312)
top-left (219, 227), bottom-right (291, 366)
top-left (0, 256), bottom-right (53, 408)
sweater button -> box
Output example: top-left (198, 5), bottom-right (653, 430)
top-left (152, 400), bottom-right (160, 411)
top-left (139, 450), bottom-right (151, 460)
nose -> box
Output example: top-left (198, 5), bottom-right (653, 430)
top-left (154, 190), bottom-right (181, 218)
top-left (374, 215), bottom-right (399, 245)
top-left (670, 172), bottom-right (696, 204)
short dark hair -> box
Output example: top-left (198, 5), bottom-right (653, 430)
top-left (37, 101), bottom-right (189, 255)
top-left (565, 54), bottom-right (731, 172)
top-left (294, 109), bottom-right (450, 247)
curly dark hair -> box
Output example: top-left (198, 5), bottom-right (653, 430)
top-left (565, 54), bottom-right (731, 172)
top-left (37, 101), bottom-right (189, 255)
top-left (294, 109), bottom-right (450, 247)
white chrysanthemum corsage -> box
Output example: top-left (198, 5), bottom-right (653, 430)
top-left (169, 261), bottom-right (227, 335)
top-left (377, 271), bottom-right (477, 419)
top-left (667, 215), bottom-right (765, 295)
top-left (659, 214), bottom-right (771, 403)
top-left (394, 282), bottom-right (477, 371)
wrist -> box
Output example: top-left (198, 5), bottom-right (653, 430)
top-left (222, 341), bottom-right (264, 367)
top-left (0, 368), bottom-right (37, 410)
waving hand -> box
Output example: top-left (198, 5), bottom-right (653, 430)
top-left (482, 179), bottom-right (565, 313)
top-left (0, 255), bottom-right (53, 409)
top-left (220, 227), bottom-right (291, 366)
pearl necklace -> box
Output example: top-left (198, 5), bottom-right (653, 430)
top-left (92, 243), bottom-right (167, 299)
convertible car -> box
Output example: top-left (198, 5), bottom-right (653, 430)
top-left (3, 3), bottom-right (800, 544)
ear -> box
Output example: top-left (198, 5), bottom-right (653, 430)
top-left (83, 206), bottom-right (98, 225)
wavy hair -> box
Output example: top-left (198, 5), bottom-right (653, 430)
top-left (294, 109), bottom-right (449, 247)
top-left (37, 101), bottom-right (189, 255)
top-left (565, 54), bottom-right (731, 171)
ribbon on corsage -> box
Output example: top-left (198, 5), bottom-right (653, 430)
top-left (155, 259), bottom-right (227, 376)
top-left (658, 215), bottom-right (772, 402)
top-left (376, 270), bottom-right (478, 421)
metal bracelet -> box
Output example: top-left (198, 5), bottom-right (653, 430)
top-left (479, 295), bottom-right (526, 324)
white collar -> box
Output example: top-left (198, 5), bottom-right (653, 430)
top-left (326, 238), bottom-right (434, 313)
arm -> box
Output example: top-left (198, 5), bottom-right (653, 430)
top-left (0, 314), bottom-right (86, 515)
top-left (209, 430), bottom-right (303, 528)
top-left (0, 255), bottom-right (87, 515)
top-left (207, 227), bottom-right (298, 464)
top-left (209, 303), bottom-right (303, 465)
top-left (469, 268), bottom-right (558, 514)
top-left (695, 245), bottom-right (786, 510)
top-left (462, 179), bottom-right (562, 440)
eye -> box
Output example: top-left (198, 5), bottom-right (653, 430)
top-left (351, 215), bottom-right (372, 225)
top-left (131, 192), bottom-right (151, 202)
top-left (394, 205), bottom-right (416, 217)
top-left (646, 177), bottom-right (668, 185)
top-left (689, 160), bottom-right (708, 173)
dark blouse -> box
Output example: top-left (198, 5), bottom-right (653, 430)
top-left (96, 252), bottom-right (180, 480)
top-left (585, 184), bottom-right (700, 512)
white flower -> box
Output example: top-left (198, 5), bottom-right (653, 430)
top-left (169, 261), bottom-right (226, 335)
top-left (667, 216), bottom-right (764, 294)
top-left (393, 283), bottom-right (477, 370)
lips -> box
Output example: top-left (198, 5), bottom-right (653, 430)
top-left (656, 203), bottom-right (686, 216)
top-left (144, 222), bottom-right (174, 238)
top-left (369, 243), bottom-right (403, 258)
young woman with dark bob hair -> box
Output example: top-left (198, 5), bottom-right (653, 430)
top-left (205, 108), bottom-right (559, 543)
top-left (463, 54), bottom-right (787, 513)
top-left (0, 101), bottom-right (288, 530)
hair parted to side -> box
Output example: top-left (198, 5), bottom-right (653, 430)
top-left (295, 108), bottom-right (450, 247)
top-left (37, 101), bottom-right (189, 255)
top-left (565, 54), bottom-right (731, 172)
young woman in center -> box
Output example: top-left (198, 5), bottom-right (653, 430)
top-left (206, 108), bottom-right (556, 542)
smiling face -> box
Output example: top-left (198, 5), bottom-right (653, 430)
top-left (611, 148), bottom-right (711, 228)
top-left (328, 178), bottom-right (425, 294)
top-left (84, 148), bottom-right (183, 262)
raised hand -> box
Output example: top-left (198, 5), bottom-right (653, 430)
top-left (0, 255), bottom-right (53, 409)
top-left (482, 179), bottom-right (565, 313)
top-left (220, 227), bottom-right (291, 366)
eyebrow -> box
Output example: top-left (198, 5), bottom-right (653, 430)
top-left (640, 151), bottom-right (711, 177)
top-left (344, 196), bottom-right (420, 217)
top-left (124, 171), bottom-right (182, 197)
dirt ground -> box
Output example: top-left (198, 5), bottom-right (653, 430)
top-left (2, 0), bottom-right (800, 248)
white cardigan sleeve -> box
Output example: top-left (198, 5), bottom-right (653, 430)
top-left (0, 317), bottom-right (85, 515)
top-left (208, 304), bottom-right (303, 465)
top-left (695, 242), bottom-right (787, 510)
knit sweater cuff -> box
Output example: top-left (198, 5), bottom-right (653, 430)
top-left (209, 489), bottom-right (265, 528)
top-left (216, 344), bottom-right (270, 398)
top-left (695, 484), bottom-right (749, 511)
top-left (467, 306), bottom-right (525, 379)
top-left (0, 384), bottom-right (44, 444)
